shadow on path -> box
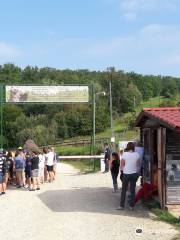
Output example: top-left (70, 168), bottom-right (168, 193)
top-left (38, 187), bottom-right (151, 218)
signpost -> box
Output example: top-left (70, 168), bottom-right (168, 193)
top-left (5, 85), bottom-right (89, 103)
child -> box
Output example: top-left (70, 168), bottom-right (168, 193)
top-left (30, 151), bottom-right (40, 191)
top-left (110, 152), bottom-right (120, 192)
top-left (25, 152), bottom-right (32, 190)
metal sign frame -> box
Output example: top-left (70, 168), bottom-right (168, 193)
top-left (5, 84), bottom-right (90, 104)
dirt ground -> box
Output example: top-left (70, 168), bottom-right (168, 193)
top-left (0, 163), bottom-right (178, 240)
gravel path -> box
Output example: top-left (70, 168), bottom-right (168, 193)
top-left (0, 163), bottom-right (178, 240)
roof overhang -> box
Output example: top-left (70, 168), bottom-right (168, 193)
top-left (135, 108), bottom-right (180, 132)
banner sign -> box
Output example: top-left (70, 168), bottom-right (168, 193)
top-left (166, 130), bottom-right (180, 204)
top-left (5, 85), bottom-right (89, 103)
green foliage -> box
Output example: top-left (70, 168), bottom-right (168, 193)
top-left (159, 99), bottom-right (177, 107)
top-left (56, 145), bottom-right (101, 156)
top-left (161, 77), bottom-right (179, 98)
top-left (0, 63), bottom-right (180, 148)
top-left (151, 208), bottom-right (180, 236)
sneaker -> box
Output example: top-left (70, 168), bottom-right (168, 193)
top-left (29, 189), bottom-right (35, 191)
top-left (116, 206), bottom-right (124, 210)
top-left (36, 187), bottom-right (40, 190)
top-left (17, 185), bottom-right (22, 189)
top-left (2, 192), bottom-right (6, 195)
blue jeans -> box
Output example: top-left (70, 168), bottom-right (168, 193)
top-left (120, 173), bottom-right (139, 208)
top-left (0, 172), bottom-right (4, 184)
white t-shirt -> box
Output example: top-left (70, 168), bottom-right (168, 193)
top-left (46, 152), bottom-right (54, 166)
top-left (38, 154), bottom-right (46, 168)
top-left (122, 151), bottom-right (140, 174)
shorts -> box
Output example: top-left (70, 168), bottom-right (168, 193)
top-left (32, 169), bottom-right (39, 178)
top-left (25, 170), bottom-right (32, 178)
top-left (46, 165), bottom-right (53, 172)
top-left (39, 167), bottom-right (44, 178)
top-left (0, 173), bottom-right (5, 183)
top-left (53, 164), bottom-right (57, 172)
top-left (5, 173), bottom-right (9, 182)
top-left (16, 169), bottom-right (25, 179)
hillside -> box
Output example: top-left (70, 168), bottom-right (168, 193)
top-left (56, 95), bottom-right (180, 156)
top-left (0, 64), bottom-right (179, 148)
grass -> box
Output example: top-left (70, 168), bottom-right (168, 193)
top-left (152, 208), bottom-right (180, 240)
top-left (152, 208), bottom-right (180, 226)
top-left (54, 96), bottom-right (179, 158)
top-left (143, 199), bottom-right (180, 239)
top-left (61, 159), bottom-right (100, 173)
top-left (56, 145), bottom-right (102, 156)
top-left (57, 145), bottom-right (91, 156)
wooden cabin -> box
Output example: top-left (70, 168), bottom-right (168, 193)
top-left (135, 107), bottom-right (180, 209)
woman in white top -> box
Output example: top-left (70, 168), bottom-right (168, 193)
top-left (117, 142), bottom-right (140, 211)
top-left (46, 148), bottom-right (55, 183)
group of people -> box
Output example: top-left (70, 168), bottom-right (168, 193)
top-left (104, 141), bottom-right (158, 211)
top-left (0, 146), bottom-right (58, 196)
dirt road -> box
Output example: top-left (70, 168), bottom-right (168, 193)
top-left (0, 163), bottom-right (177, 240)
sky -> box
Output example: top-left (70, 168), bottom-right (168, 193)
top-left (0, 0), bottom-right (180, 76)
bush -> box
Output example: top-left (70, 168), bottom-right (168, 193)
top-left (159, 99), bottom-right (177, 107)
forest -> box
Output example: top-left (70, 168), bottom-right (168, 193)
top-left (0, 64), bottom-right (180, 148)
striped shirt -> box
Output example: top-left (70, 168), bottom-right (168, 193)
top-left (0, 157), bottom-right (5, 174)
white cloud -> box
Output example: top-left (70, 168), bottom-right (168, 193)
top-left (58, 24), bottom-right (180, 60)
top-left (10, 24), bottom-right (180, 76)
top-left (80, 24), bottom-right (180, 75)
top-left (121, 0), bottom-right (176, 11)
top-left (0, 42), bottom-right (20, 58)
top-left (110, 0), bottom-right (179, 21)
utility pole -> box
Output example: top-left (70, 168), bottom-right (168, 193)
top-left (134, 96), bottom-right (136, 109)
top-left (92, 84), bottom-right (106, 171)
top-left (109, 79), bottom-right (113, 138)
top-left (92, 83), bottom-right (96, 171)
